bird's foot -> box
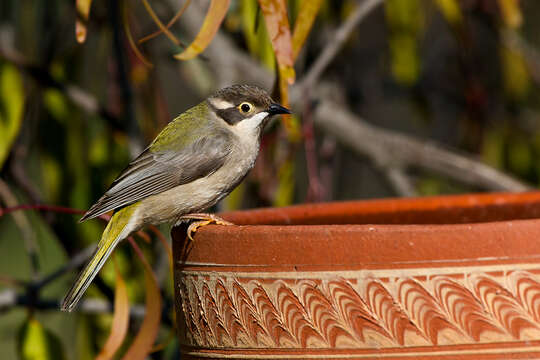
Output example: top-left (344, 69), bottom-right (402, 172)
top-left (176, 213), bottom-right (233, 241)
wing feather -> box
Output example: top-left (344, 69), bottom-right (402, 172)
top-left (80, 129), bottom-right (232, 222)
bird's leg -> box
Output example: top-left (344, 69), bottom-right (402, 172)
top-left (175, 213), bottom-right (233, 241)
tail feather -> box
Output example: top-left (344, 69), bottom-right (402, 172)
top-left (61, 204), bottom-right (138, 312)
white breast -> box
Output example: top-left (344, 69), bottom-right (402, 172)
top-left (231, 111), bottom-right (269, 139)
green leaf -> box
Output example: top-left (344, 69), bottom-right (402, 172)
top-left (0, 62), bottom-right (24, 169)
top-left (241, 0), bottom-right (275, 70)
top-left (18, 318), bottom-right (66, 360)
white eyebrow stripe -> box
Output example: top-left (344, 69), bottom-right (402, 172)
top-left (209, 98), bottom-right (235, 110)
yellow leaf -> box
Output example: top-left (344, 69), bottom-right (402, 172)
top-left (501, 46), bottom-right (530, 100)
top-left (434, 0), bottom-right (462, 25)
top-left (76, 0), bottom-right (92, 43)
top-left (174, 0), bottom-right (231, 60)
top-left (96, 260), bottom-right (130, 360)
top-left (498, 0), bottom-right (522, 28)
top-left (258, 0), bottom-right (297, 138)
top-left (389, 34), bottom-right (420, 86)
top-left (0, 62), bottom-right (24, 169)
top-left (122, 239), bottom-right (162, 360)
top-left (258, 0), bottom-right (295, 74)
top-left (18, 318), bottom-right (65, 360)
top-left (385, 0), bottom-right (423, 30)
top-left (291, 0), bottom-right (323, 60)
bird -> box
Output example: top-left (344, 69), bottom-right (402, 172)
top-left (61, 84), bottom-right (290, 312)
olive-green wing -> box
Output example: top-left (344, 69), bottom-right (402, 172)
top-left (80, 128), bottom-right (232, 222)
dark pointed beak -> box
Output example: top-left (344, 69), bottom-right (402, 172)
top-left (268, 103), bottom-right (291, 115)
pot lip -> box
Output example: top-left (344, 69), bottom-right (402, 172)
top-left (172, 192), bottom-right (540, 268)
top-left (173, 217), bottom-right (540, 269)
top-left (216, 191), bottom-right (540, 226)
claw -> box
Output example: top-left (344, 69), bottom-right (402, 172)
top-left (176, 213), bottom-right (233, 241)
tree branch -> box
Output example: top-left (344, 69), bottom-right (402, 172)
top-left (313, 100), bottom-right (530, 191)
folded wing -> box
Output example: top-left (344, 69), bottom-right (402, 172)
top-left (80, 129), bottom-right (232, 222)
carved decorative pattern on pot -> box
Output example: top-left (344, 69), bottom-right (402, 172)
top-left (175, 267), bottom-right (540, 349)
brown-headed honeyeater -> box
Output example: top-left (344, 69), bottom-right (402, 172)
top-left (61, 85), bottom-right (290, 311)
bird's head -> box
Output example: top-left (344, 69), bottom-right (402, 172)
top-left (207, 85), bottom-right (290, 135)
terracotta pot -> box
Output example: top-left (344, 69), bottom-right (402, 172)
top-left (172, 192), bottom-right (540, 359)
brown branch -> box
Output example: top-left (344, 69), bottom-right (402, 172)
top-left (312, 100), bottom-right (530, 191)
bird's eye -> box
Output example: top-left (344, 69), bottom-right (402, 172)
top-left (239, 102), bottom-right (253, 114)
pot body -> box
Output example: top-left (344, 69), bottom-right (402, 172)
top-left (173, 192), bottom-right (540, 359)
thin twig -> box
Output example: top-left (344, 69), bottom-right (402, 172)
top-left (139, 0), bottom-right (190, 45)
top-left (121, 1), bottom-right (153, 69)
top-left (0, 204), bottom-right (83, 217)
top-left (298, 0), bottom-right (384, 90)
top-left (141, 0), bottom-right (181, 46)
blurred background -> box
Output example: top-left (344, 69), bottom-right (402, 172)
top-left (1, 0), bottom-right (539, 358)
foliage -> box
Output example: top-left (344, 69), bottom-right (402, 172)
top-left (0, 62), bottom-right (24, 169)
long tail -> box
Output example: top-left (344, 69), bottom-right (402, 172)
top-left (61, 204), bottom-right (138, 312)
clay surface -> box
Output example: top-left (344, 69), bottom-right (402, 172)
top-left (173, 192), bottom-right (540, 359)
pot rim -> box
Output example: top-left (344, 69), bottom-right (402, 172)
top-left (172, 191), bottom-right (540, 269)
top-left (216, 191), bottom-right (540, 226)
